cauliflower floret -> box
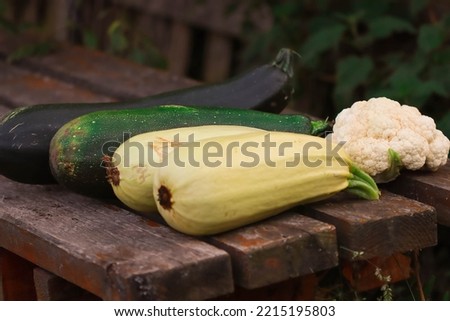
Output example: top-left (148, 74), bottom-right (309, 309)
top-left (366, 112), bottom-right (400, 140)
top-left (331, 97), bottom-right (450, 182)
top-left (389, 128), bottom-right (428, 170)
top-left (342, 138), bottom-right (391, 176)
top-left (427, 130), bottom-right (450, 170)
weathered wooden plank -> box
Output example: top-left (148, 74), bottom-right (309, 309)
top-left (384, 161), bottom-right (450, 226)
top-left (0, 31), bottom-right (198, 101)
top-left (304, 191), bottom-right (437, 260)
top-left (0, 248), bottom-right (36, 300)
top-left (109, 0), bottom-right (272, 37)
top-left (203, 32), bottom-right (233, 82)
top-left (208, 212), bottom-right (338, 289)
top-left (0, 176), bottom-right (234, 300)
top-left (44, 0), bottom-right (71, 42)
top-left (168, 21), bottom-right (192, 76)
top-left (22, 45), bottom-right (199, 100)
top-left (33, 267), bottom-right (100, 300)
top-left (0, 61), bottom-right (114, 108)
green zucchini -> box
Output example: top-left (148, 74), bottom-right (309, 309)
top-left (0, 48), bottom-right (295, 184)
top-left (50, 105), bottom-right (329, 198)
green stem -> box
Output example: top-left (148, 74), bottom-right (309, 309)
top-left (347, 163), bottom-right (381, 200)
top-left (311, 119), bottom-right (331, 136)
top-left (272, 48), bottom-right (301, 78)
top-left (373, 148), bottom-right (403, 183)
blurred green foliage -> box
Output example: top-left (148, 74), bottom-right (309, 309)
top-left (0, 0), bottom-right (448, 136)
top-left (0, 0), bottom-right (167, 69)
top-left (0, 0), bottom-right (57, 62)
top-left (237, 0), bottom-right (450, 138)
top-left (74, 6), bottom-right (168, 69)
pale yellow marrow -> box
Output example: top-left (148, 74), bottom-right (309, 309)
top-left (153, 131), bottom-right (354, 235)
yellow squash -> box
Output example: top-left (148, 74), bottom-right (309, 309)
top-left (153, 130), bottom-right (380, 235)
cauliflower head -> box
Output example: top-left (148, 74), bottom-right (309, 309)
top-left (330, 97), bottom-right (450, 183)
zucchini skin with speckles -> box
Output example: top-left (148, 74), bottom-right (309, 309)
top-left (0, 48), bottom-right (295, 184)
top-left (50, 105), bottom-right (321, 198)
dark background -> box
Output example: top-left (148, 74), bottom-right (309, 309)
top-left (1, 0), bottom-right (449, 135)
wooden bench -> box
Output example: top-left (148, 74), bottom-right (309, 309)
top-left (0, 31), bottom-right (448, 300)
top-left (3, 0), bottom-right (271, 83)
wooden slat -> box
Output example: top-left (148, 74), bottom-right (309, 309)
top-left (0, 61), bottom-right (114, 108)
top-left (385, 161), bottom-right (450, 226)
top-left (208, 212), bottom-right (338, 289)
top-left (0, 31), bottom-right (198, 101)
top-left (33, 267), bottom-right (100, 300)
top-left (168, 21), bottom-right (192, 76)
top-left (109, 0), bottom-right (272, 37)
top-left (304, 191), bottom-right (437, 260)
top-left (0, 248), bottom-right (36, 300)
top-left (44, 0), bottom-right (71, 42)
top-left (20, 45), bottom-right (199, 100)
top-left (0, 176), bottom-right (234, 300)
top-left (203, 32), bottom-right (233, 82)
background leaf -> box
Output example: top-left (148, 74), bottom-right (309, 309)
top-left (336, 55), bottom-right (374, 91)
top-left (334, 55), bottom-right (374, 108)
top-left (6, 42), bottom-right (57, 63)
top-left (82, 29), bottom-right (98, 49)
top-left (107, 20), bottom-right (128, 54)
top-left (437, 111), bottom-right (450, 141)
top-left (418, 24), bottom-right (445, 52)
top-left (368, 15), bottom-right (415, 39)
top-left (409, 0), bottom-right (428, 17)
top-left (300, 23), bottom-right (346, 62)
top-left (351, 0), bottom-right (390, 17)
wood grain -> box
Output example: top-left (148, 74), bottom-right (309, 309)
top-left (385, 161), bottom-right (450, 226)
top-left (0, 176), bottom-right (234, 300)
top-left (203, 33), bottom-right (233, 82)
top-left (0, 61), bottom-right (114, 108)
top-left (208, 212), bottom-right (338, 289)
top-left (168, 21), bottom-right (192, 76)
top-left (0, 32), bottom-right (198, 101)
top-left (305, 190), bottom-right (437, 260)
top-left (19, 45), bottom-right (199, 100)
top-left (108, 0), bottom-right (272, 37)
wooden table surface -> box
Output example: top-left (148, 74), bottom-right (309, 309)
top-left (0, 31), bottom-right (448, 300)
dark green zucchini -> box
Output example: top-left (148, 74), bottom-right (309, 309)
top-left (0, 48), bottom-right (295, 184)
top-left (50, 105), bottom-right (329, 198)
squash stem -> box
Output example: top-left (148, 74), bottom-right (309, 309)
top-left (373, 148), bottom-right (403, 183)
top-left (311, 119), bottom-right (331, 136)
top-left (272, 48), bottom-right (300, 78)
top-left (347, 163), bottom-right (381, 200)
